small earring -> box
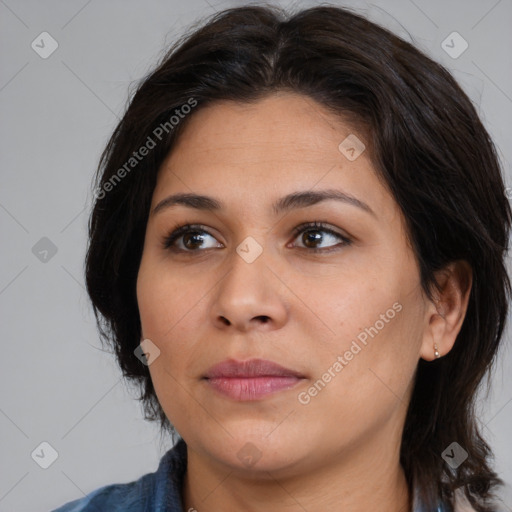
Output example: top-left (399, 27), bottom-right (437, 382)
top-left (434, 343), bottom-right (441, 359)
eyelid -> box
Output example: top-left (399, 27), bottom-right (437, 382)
top-left (162, 221), bottom-right (352, 253)
top-left (162, 223), bottom-right (221, 251)
top-left (291, 221), bottom-right (349, 241)
top-left (290, 221), bottom-right (352, 252)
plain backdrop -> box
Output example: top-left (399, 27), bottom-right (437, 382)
top-left (0, 0), bottom-right (511, 510)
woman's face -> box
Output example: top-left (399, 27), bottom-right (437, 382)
top-left (136, 92), bottom-right (431, 476)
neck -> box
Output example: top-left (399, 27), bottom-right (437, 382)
top-left (182, 432), bottom-right (411, 512)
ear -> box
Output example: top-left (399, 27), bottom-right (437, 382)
top-left (420, 260), bottom-right (472, 361)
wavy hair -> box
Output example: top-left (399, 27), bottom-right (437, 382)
top-left (85, 4), bottom-right (511, 510)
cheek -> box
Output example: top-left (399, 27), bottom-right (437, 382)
top-left (297, 316), bottom-right (417, 444)
top-left (301, 268), bottom-right (422, 419)
top-left (137, 257), bottom-right (211, 378)
top-left (137, 255), bottom-right (202, 341)
top-left (148, 360), bottom-right (197, 436)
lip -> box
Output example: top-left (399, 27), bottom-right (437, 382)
top-left (203, 358), bottom-right (306, 401)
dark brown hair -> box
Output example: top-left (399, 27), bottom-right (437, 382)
top-left (85, 4), bottom-right (511, 510)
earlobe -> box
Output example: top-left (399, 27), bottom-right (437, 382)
top-left (420, 260), bottom-right (472, 362)
top-left (420, 316), bottom-right (446, 361)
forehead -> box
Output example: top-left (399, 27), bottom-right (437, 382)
top-left (165, 92), bottom-right (358, 166)
top-left (153, 92), bottom-right (395, 221)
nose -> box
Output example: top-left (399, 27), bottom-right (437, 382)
top-left (210, 245), bottom-right (289, 333)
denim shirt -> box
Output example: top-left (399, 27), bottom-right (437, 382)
top-left (51, 439), bottom-right (450, 512)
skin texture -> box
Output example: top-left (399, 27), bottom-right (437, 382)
top-left (136, 92), bottom-right (472, 512)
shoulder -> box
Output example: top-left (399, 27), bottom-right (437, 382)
top-left (51, 439), bottom-right (188, 512)
top-left (51, 480), bottom-right (148, 512)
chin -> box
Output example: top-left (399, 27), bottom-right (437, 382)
top-left (201, 429), bottom-right (309, 475)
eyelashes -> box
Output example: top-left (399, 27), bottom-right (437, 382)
top-left (162, 223), bottom-right (223, 252)
top-left (161, 220), bottom-right (352, 255)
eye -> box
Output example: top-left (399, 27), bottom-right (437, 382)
top-left (161, 221), bottom-right (352, 254)
top-left (162, 224), bottom-right (222, 252)
top-left (290, 221), bottom-right (352, 253)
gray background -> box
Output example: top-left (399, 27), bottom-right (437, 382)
top-left (0, 0), bottom-right (511, 510)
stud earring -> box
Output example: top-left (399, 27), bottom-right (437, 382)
top-left (434, 343), bottom-right (441, 359)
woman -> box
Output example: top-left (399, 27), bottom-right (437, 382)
top-left (54, 4), bottom-right (511, 511)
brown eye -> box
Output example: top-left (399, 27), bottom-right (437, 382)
top-left (162, 225), bottom-right (223, 252)
top-left (301, 229), bottom-right (324, 248)
top-left (162, 221), bottom-right (351, 255)
top-left (291, 221), bottom-right (352, 253)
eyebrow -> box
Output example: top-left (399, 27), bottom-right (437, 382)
top-left (151, 189), bottom-right (376, 218)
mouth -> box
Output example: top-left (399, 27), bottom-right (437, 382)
top-left (202, 358), bottom-right (306, 401)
